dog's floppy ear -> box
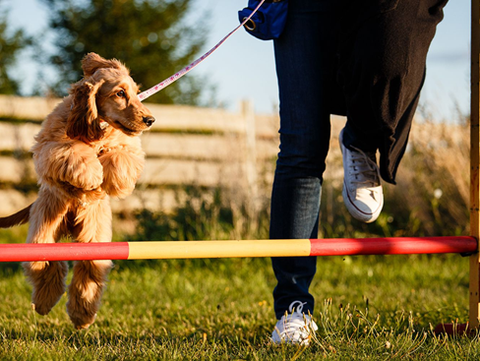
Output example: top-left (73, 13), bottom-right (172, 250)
top-left (66, 79), bottom-right (106, 144)
top-left (82, 52), bottom-right (128, 77)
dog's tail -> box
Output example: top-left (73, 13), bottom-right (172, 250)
top-left (0, 203), bottom-right (32, 228)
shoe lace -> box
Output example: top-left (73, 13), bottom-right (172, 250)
top-left (286, 301), bottom-right (314, 332)
top-left (288, 300), bottom-right (307, 314)
top-left (348, 147), bottom-right (380, 187)
top-left (274, 301), bottom-right (316, 344)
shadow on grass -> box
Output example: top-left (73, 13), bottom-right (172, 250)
top-left (0, 262), bottom-right (23, 276)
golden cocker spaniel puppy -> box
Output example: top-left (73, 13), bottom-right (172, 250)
top-left (0, 52), bottom-right (155, 329)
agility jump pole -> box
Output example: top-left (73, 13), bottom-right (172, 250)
top-left (0, 236), bottom-right (476, 263)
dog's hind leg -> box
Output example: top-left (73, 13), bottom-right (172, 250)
top-left (22, 189), bottom-right (70, 316)
top-left (23, 260), bottom-right (69, 315)
top-left (67, 259), bottom-right (112, 329)
top-left (67, 196), bottom-right (113, 329)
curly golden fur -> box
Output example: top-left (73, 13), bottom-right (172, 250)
top-left (0, 53), bottom-right (155, 329)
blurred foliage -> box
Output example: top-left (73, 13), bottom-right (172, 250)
top-left (0, 1), bottom-right (30, 95)
top-left (128, 186), bottom-right (270, 242)
top-left (41, 0), bottom-right (211, 105)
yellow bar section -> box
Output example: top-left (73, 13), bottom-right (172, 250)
top-left (127, 239), bottom-right (311, 260)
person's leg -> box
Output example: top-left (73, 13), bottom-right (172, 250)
top-left (271, 0), bottom-right (341, 321)
top-left (335, 0), bottom-right (447, 223)
top-left (270, 180), bottom-right (321, 318)
top-left (338, 0), bottom-right (448, 183)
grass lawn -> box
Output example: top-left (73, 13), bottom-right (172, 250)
top-left (1, 240), bottom-right (480, 360)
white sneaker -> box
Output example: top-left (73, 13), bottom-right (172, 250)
top-left (271, 301), bottom-right (318, 346)
top-left (339, 128), bottom-right (384, 223)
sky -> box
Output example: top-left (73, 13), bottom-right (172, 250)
top-left (8, 0), bottom-right (471, 120)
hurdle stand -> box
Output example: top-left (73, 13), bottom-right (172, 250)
top-left (0, 1), bottom-right (479, 336)
top-left (468, 0), bottom-right (480, 334)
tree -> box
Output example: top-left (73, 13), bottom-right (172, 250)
top-left (42, 0), bottom-right (209, 105)
top-left (0, 2), bottom-right (29, 95)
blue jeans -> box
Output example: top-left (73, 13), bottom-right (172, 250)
top-left (270, 0), bottom-right (447, 319)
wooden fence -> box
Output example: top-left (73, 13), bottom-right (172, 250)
top-left (0, 95), bottom-right (288, 215)
top-left (0, 95), bottom-right (466, 219)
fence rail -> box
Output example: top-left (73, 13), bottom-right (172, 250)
top-left (0, 95), bottom-right (468, 216)
top-left (0, 95), bottom-right (283, 214)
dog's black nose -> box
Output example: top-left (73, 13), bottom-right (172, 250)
top-left (142, 116), bottom-right (155, 127)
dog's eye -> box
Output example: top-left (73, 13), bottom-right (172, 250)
top-left (116, 90), bottom-right (126, 98)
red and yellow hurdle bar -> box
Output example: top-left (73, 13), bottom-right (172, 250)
top-left (0, 236), bottom-right (476, 263)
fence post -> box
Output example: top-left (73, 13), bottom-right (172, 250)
top-left (469, 0), bottom-right (480, 330)
top-left (241, 100), bottom-right (258, 211)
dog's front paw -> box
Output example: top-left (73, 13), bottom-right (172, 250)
top-left (99, 149), bottom-right (144, 198)
top-left (76, 165), bottom-right (103, 191)
top-left (62, 155), bottom-right (104, 191)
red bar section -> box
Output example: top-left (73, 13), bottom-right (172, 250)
top-left (309, 236), bottom-right (478, 256)
top-left (0, 242), bottom-right (130, 262)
